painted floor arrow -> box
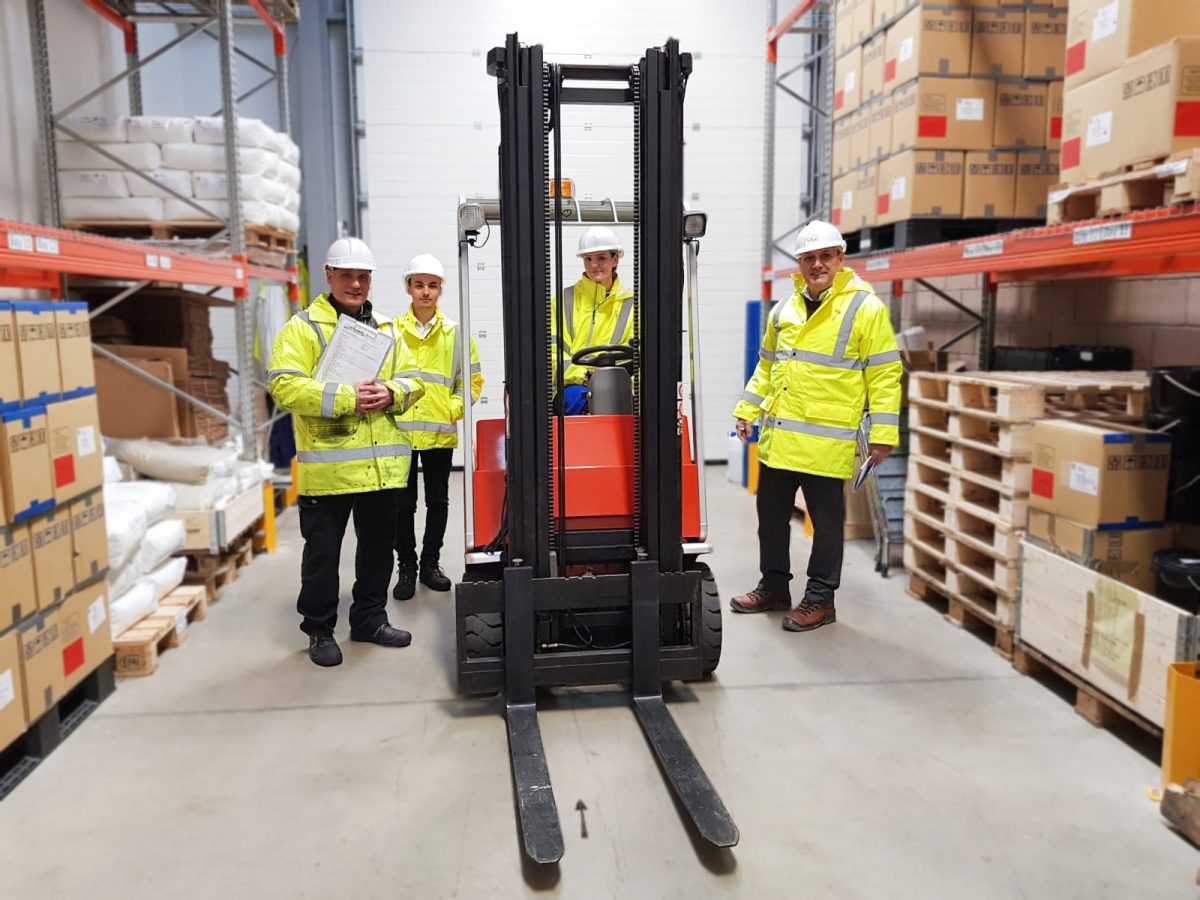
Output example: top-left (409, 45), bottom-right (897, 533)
top-left (575, 799), bottom-right (588, 839)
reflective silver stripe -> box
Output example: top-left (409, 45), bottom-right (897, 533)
top-left (774, 348), bottom-right (864, 369)
top-left (563, 285), bottom-right (575, 336)
top-left (865, 348), bottom-right (903, 367)
top-left (759, 348), bottom-right (773, 362)
top-left (833, 291), bottom-right (869, 359)
top-left (450, 332), bottom-right (463, 385)
top-left (395, 420), bottom-right (456, 434)
top-left (741, 390), bottom-right (765, 406)
top-left (470, 362), bottom-right (482, 374)
top-left (268, 368), bottom-right (306, 381)
top-left (395, 369), bottom-right (453, 387)
top-left (297, 444), bottom-right (413, 463)
top-left (610, 296), bottom-right (635, 345)
top-left (869, 412), bottom-right (901, 426)
top-left (297, 310), bottom-right (327, 350)
top-left (771, 300), bottom-right (785, 332)
top-left (321, 382), bottom-right (340, 418)
top-left (763, 416), bottom-right (857, 442)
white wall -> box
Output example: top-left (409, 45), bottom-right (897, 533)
top-left (359, 0), bottom-right (807, 460)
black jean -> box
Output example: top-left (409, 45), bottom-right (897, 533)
top-left (756, 462), bottom-right (846, 605)
top-left (395, 447), bottom-right (454, 570)
top-left (297, 489), bottom-right (400, 636)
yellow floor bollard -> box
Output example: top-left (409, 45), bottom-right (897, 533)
top-left (1163, 662), bottom-right (1200, 789)
top-left (747, 442), bottom-right (760, 495)
top-left (257, 481), bottom-right (278, 554)
top-left (283, 456), bottom-right (299, 508)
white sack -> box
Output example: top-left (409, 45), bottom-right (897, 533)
top-left (103, 456), bottom-right (124, 484)
top-left (172, 476), bottom-right (239, 510)
top-left (282, 187), bottom-right (300, 214)
top-left (160, 142), bottom-right (276, 176)
top-left (108, 555), bottom-right (145, 600)
top-left (145, 557), bottom-right (187, 601)
top-left (104, 480), bottom-right (177, 523)
top-left (60, 114), bottom-right (128, 143)
top-left (126, 169), bottom-right (194, 199)
top-left (60, 197), bottom-right (163, 221)
top-left (192, 172), bottom-right (287, 204)
top-left (236, 461), bottom-right (265, 493)
top-left (280, 134), bottom-right (300, 165)
top-left (109, 579), bottom-right (158, 638)
top-left (192, 116), bottom-right (275, 149)
top-left (104, 499), bottom-right (148, 572)
top-left (58, 170), bottom-right (130, 199)
top-left (276, 160), bottom-right (301, 190)
top-left (139, 518), bottom-right (186, 572)
top-left (163, 198), bottom-right (271, 226)
top-left (57, 141), bottom-right (162, 171)
top-left (275, 207), bottom-right (299, 234)
top-left (114, 439), bottom-right (238, 485)
top-left (126, 115), bottom-right (195, 144)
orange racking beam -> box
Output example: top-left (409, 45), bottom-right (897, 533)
top-left (768, 0), bottom-right (822, 61)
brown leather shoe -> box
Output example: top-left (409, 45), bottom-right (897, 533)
top-left (781, 600), bottom-right (836, 632)
top-left (729, 584), bottom-right (791, 614)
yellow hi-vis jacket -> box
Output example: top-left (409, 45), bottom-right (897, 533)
top-left (733, 267), bottom-right (903, 480)
top-left (394, 305), bottom-right (483, 450)
top-left (268, 293), bottom-right (425, 496)
top-left (553, 274), bottom-right (636, 386)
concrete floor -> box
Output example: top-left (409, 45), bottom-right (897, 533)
top-left (0, 471), bottom-right (1195, 898)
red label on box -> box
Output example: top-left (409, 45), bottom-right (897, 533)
top-left (834, 90), bottom-right (845, 111)
top-left (877, 194), bottom-right (890, 215)
top-left (831, 208), bottom-right (842, 226)
top-left (1050, 116), bottom-right (1062, 139)
top-left (1065, 41), bottom-right (1086, 76)
top-left (1031, 468), bottom-right (1054, 499)
top-left (1175, 102), bottom-right (1200, 137)
top-left (885, 59), bottom-right (896, 82)
top-left (54, 454), bottom-right (75, 487)
top-left (918, 115), bottom-right (947, 138)
top-left (1061, 137), bottom-right (1082, 169)
top-left (62, 637), bottom-right (84, 677)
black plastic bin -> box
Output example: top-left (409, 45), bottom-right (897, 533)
top-left (1153, 550), bottom-right (1200, 614)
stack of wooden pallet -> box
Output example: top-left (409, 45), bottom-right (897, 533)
top-left (903, 370), bottom-right (1149, 658)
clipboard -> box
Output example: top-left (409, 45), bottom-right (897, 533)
top-left (313, 315), bottom-right (394, 384)
top-left (852, 456), bottom-right (875, 492)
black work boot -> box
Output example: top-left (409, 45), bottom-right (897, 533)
top-left (350, 622), bottom-right (412, 648)
top-left (393, 566), bottom-right (417, 601)
top-left (419, 564), bottom-right (452, 592)
top-left (308, 630), bottom-right (343, 667)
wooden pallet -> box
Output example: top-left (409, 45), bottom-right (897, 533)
top-left (182, 527), bottom-right (258, 601)
top-left (951, 444), bottom-right (1032, 494)
top-left (946, 503), bottom-right (1020, 560)
top-left (950, 474), bottom-right (1028, 526)
top-left (112, 586), bottom-right (209, 678)
top-left (1013, 642), bottom-right (1162, 738)
top-left (908, 425), bottom-right (953, 464)
top-left (907, 454), bottom-right (951, 494)
top-left (1047, 151), bottom-right (1200, 226)
top-left (63, 219), bottom-right (296, 253)
top-left (975, 371), bottom-right (1149, 421)
top-left (948, 415), bottom-right (1034, 458)
top-left (906, 567), bottom-right (1015, 660)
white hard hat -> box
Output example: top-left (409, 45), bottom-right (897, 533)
top-left (793, 220), bottom-right (847, 258)
top-left (577, 226), bottom-right (624, 258)
top-left (403, 252), bottom-right (446, 283)
top-left (325, 237), bottom-right (377, 271)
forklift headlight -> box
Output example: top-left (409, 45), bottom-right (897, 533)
top-left (458, 201), bottom-right (486, 234)
top-left (683, 211), bottom-right (707, 239)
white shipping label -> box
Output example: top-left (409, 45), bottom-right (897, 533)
top-left (0, 669), bottom-right (12, 711)
top-left (845, 70), bottom-right (857, 93)
top-left (1092, 0), bottom-right (1119, 41)
top-left (77, 425), bottom-right (97, 457)
top-left (891, 177), bottom-right (907, 200)
top-left (1086, 111), bottom-right (1113, 147)
top-left (1069, 461), bottom-right (1100, 496)
top-left (8, 233), bottom-right (34, 252)
top-left (87, 597), bottom-right (107, 634)
top-left (842, 190), bottom-right (854, 211)
top-left (35, 236), bottom-right (60, 255)
top-left (899, 36), bottom-right (914, 64)
top-left (956, 98), bottom-right (985, 122)
top-left (175, 612), bottom-right (188, 638)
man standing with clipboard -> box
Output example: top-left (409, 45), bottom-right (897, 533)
top-left (269, 238), bottom-right (426, 667)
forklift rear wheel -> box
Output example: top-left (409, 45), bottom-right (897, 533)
top-left (464, 613), bottom-right (504, 659)
top-left (694, 562), bottom-right (723, 676)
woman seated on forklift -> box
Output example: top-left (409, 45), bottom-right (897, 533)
top-left (553, 226), bottom-right (636, 415)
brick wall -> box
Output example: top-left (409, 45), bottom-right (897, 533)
top-left (891, 274), bottom-right (1200, 370)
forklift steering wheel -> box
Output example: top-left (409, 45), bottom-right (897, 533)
top-left (571, 343), bottom-right (638, 370)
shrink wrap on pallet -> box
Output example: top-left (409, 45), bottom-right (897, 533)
top-left (58, 141), bottom-right (162, 171)
top-left (125, 169), bottom-right (194, 199)
top-left (126, 115), bottom-right (195, 144)
top-left (60, 196), bottom-right (164, 221)
top-left (58, 170), bottom-right (130, 198)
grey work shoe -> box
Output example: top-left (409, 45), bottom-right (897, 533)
top-left (308, 630), bottom-right (343, 667)
top-left (350, 622), bottom-right (412, 648)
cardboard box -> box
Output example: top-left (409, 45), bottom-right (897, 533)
top-left (14, 302), bottom-right (61, 405)
top-left (55, 302), bottom-right (94, 397)
top-left (0, 303), bottom-right (19, 410)
top-left (995, 80), bottom-right (1048, 149)
top-left (1016, 149), bottom-right (1061, 219)
top-left (1119, 38), bottom-right (1200, 170)
top-left (833, 121), bottom-right (851, 177)
top-left (852, 164), bottom-right (880, 230)
top-left (0, 630), bottom-right (24, 750)
top-left (852, 0), bottom-right (876, 46)
top-left (836, 0), bottom-right (861, 56)
top-left (835, 45), bottom-right (863, 118)
top-left (1065, 0), bottom-right (1200, 91)
top-left (18, 580), bottom-right (111, 724)
top-left (93, 356), bottom-right (181, 439)
top-left (0, 407), bottom-right (53, 523)
top-left (47, 394), bottom-right (103, 506)
top-left (1061, 69), bottom-right (1121, 183)
top-left (0, 523), bottom-right (35, 632)
top-left (971, 5), bottom-right (1026, 78)
top-left (964, 150), bottom-right (1017, 218)
top-left (877, 149), bottom-right (965, 225)
top-left (891, 77), bottom-right (997, 151)
top-left (873, 0), bottom-right (898, 31)
top-left (832, 173), bottom-right (855, 231)
top-left (868, 94), bottom-right (893, 160)
top-left (108, 345), bottom-right (196, 438)
top-left (862, 34), bottom-right (887, 102)
top-left (70, 490), bottom-right (107, 588)
top-left (849, 106), bottom-right (873, 169)
top-left (1047, 80), bottom-right (1063, 149)
top-left (883, 3), bottom-right (973, 90)
top-left (1030, 419), bottom-right (1172, 529)
top-left (30, 506), bottom-right (73, 612)
top-left (1026, 509), bottom-right (1172, 594)
top-left (1024, 7), bottom-right (1067, 79)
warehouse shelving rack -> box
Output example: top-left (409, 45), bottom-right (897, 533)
top-left (19, 0), bottom-right (300, 457)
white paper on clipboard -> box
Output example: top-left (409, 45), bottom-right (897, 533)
top-left (852, 457), bottom-right (875, 492)
top-left (313, 316), bottom-right (394, 384)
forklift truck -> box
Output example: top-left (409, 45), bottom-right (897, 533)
top-left (452, 34), bottom-right (738, 864)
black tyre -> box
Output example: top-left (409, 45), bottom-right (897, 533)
top-left (464, 613), bottom-right (503, 659)
top-left (693, 562), bottom-right (723, 676)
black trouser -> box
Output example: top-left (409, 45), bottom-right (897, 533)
top-left (395, 448), bottom-right (454, 570)
top-left (297, 489), bottom-right (400, 636)
top-left (757, 462), bottom-right (846, 605)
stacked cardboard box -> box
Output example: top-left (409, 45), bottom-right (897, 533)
top-left (0, 301), bottom-right (111, 754)
top-left (832, 0), bottom-right (1065, 233)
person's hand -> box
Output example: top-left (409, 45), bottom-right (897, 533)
top-left (354, 380), bottom-right (391, 413)
top-left (735, 418), bottom-right (753, 444)
top-left (868, 443), bottom-right (893, 465)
